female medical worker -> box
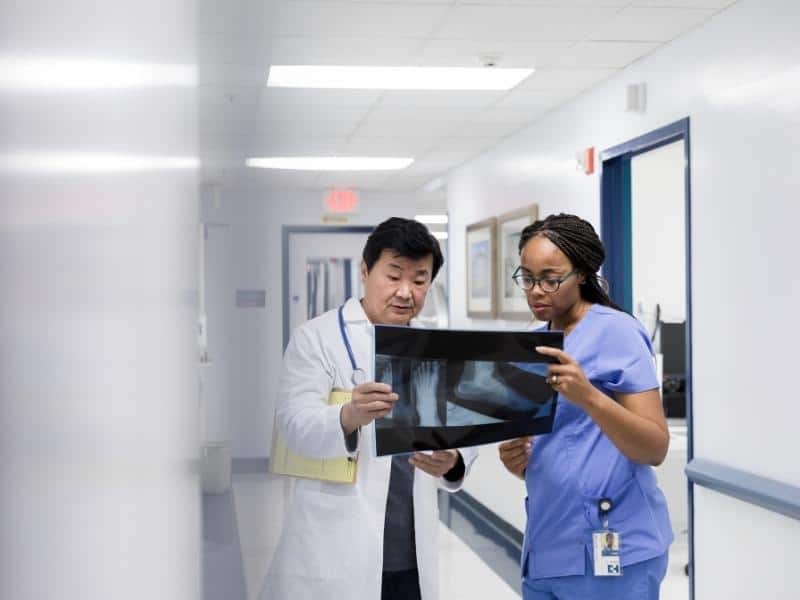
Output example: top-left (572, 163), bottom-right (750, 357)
top-left (499, 213), bottom-right (672, 600)
top-left (260, 218), bottom-right (478, 600)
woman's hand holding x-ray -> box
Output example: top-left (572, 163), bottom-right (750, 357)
top-left (340, 382), bottom-right (398, 435)
top-left (499, 437), bottom-right (532, 480)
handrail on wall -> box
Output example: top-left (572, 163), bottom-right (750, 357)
top-left (685, 458), bottom-right (800, 521)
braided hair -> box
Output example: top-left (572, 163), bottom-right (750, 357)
top-left (518, 213), bottom-right (623, 311)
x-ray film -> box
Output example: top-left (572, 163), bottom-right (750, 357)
top-left (373, 326), bottom-right (563, 456)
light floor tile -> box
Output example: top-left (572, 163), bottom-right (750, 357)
top-left (439, 523), bottom-right (521, 599)
top-left (228, 473), bottom-right (689, 600)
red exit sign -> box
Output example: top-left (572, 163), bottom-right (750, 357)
top-left (325, 189), bottom-right (359, 213)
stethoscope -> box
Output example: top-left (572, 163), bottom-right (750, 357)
top-left (338, 304), bottom-right (367, 387)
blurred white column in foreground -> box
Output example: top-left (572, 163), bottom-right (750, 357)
top-left (0, 1), bottom-right (201, 599)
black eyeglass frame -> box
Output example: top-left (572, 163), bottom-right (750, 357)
top-left (511, 267), bottom-right (578, 293)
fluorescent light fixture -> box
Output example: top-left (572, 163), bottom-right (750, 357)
top-left (415, 214), bottom-right (448, 225)
top-left (0, 57), bottom-right (196, 90)
top-left (432, 231), bottom-right (449, 240)
top-left (0, 152), bottom-right (199, 173)
top-left (268, 65), bottom-right (534, 91)
top-left (246, 157), bottom-right (413, 171)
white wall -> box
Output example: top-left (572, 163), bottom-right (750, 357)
top-left (448, 1), bottom-right (800, 595)
top-left (693, 487), bottom-right (800, 600)
top-left (201, 188), bottom-right (415, 458)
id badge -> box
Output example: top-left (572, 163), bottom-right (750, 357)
top-left (592, 530), bottom-right (621, 576)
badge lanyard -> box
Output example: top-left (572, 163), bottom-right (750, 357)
top-left (338, 304), bottom-right (367, 387)
top-left (592, 497), bottom-right (622, 577)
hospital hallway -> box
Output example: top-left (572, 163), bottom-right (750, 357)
top-left (4, 0), bottom-right (800, 598)
top-left (203, 423), bottom-right (689, 600)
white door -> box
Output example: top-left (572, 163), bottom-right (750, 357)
top-left (631, 140), bottom-right (687, 330)
top-left (630, 140), bottom-right (688, 545)
top-left (286, 229), bottom-right (371, 344)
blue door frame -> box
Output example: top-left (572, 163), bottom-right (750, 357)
top-left (599, 117), bottom-right (695, 598)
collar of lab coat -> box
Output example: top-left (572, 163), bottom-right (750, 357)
top-left (342, 296), bottom-right (369, 323)
top-left (341, 296), bottom-right (419, 328)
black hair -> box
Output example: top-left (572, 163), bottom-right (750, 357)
top-left (363, 217), bottom-right (444, 280)
top-left (518, 213), bottom-right (622, 311)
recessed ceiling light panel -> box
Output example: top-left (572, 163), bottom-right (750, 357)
top-left (267, 65), bottom-right (534, 91)
top-left (246, 156), bottom-right (413, 171)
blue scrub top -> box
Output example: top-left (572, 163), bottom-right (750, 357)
top-left (522, 304), bottom-right (673, 580)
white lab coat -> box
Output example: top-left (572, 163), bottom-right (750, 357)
top-left (259, 297), bottom-right (478, 600)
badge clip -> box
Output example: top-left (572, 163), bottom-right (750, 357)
top-left (593, 497), bottom-right (621, 577)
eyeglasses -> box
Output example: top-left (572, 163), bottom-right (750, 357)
top-left (511, 267), bottom-right (578, 293)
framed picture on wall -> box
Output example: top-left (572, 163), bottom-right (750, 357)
top-left (465, 217), bottom-right (497, 318)
top-left (496, 204), bottom-right (539, 320)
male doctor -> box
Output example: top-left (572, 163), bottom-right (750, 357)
top-left (260, 217), bottom-right (478, 600)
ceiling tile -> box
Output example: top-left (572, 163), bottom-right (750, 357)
top-left (492, 88), bottom-right (579, 110)
top-left (630, 0), bottom-right (736, 7)
top-left (355, 119), bottom-right (460, 138)
top-left (434, 5), bottom-right (620, 41)
top-left (257, 105), bottom-right (367, 137)
top-left (474, 107), bottom-right (542, 124)
top-left (356, 105), bottom-right (480, 137)
top-left (344, 136), bottom-right (438, 156)
top-left (415, 39), bottom-right (574, 68)
top-left (241, 167), bottom-right (324, 190)
top-left (553, 41), bottom-right (661, 68)
top-left (379, 173), bottom-right (438, 192)
top-left (258, 101), bottom-right (370, 124)
top-left (414, 148), bottom-right (478, 169)
top-left (378, 90), bottom-right (507, 109)
top-left (195, 0), bottom-right (740, 193)
top-left (262, 87), bottom-right (383, 108)
top-left (448, 120), bottom-right (525, 138)
top-left (331, 0), bottom-right (456, 4)
top-left (588, 7), bottom-right (718, 42)
top-left (270, 36), bottom-right (422, 66)
top-left (514, 67), bottom-right (619, 90)
top-left (365, 105), bottom-right (481, 123)
top-left (432, 136), bottom-right (501, 154)
top-left (399, 162), bottom-right (452, 179)
top-left (274, 1), bottom-right (451, 38)
top-left (316, 171), bottom-right (393, 189)
top-left (463, 0), bottom-right (627, 5)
